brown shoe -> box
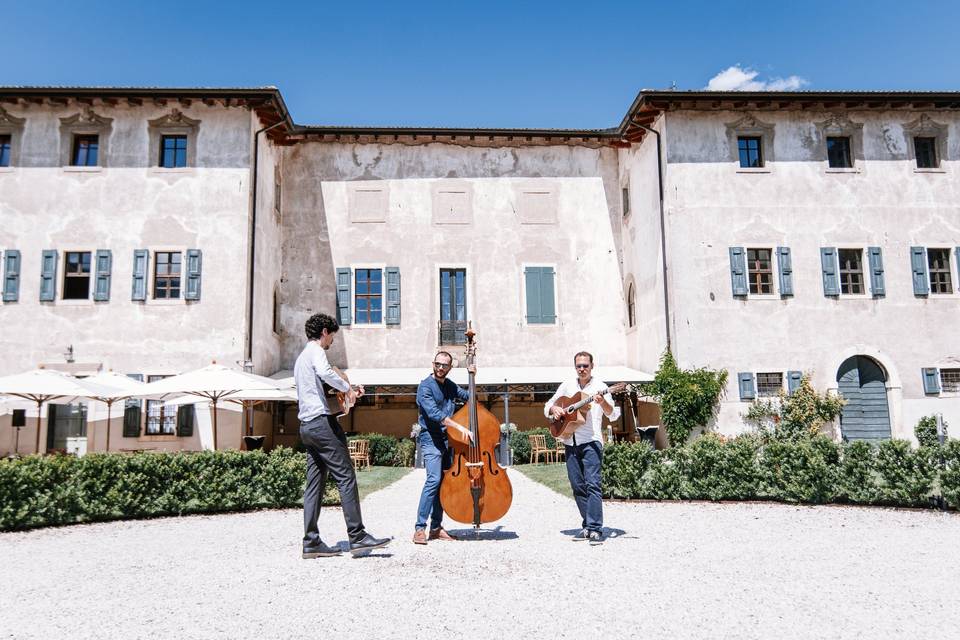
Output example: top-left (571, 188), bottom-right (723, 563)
top-left (412, 528), bottom-right (428, 545)
top-left (429, 527), bottom-right (459, 541)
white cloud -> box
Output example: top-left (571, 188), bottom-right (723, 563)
top-left (705, 65), bottom-right (809, 91)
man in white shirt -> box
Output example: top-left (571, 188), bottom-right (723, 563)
top-left (295, 313), bottom-right (390, 558)
top-left (544, 351), bottom-right (620, 545)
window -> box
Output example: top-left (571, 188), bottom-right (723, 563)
top-left (838, 249), bottom-right (865, 295)
top-left (737, 136), bottom-right (763, 168)
top-left (0, 134), bottom-right (10, 167)
top-left (826, 137), bottom-right (852, 168)
top-left (274, 164), bottom-right (282, 219)
top-left (756, 372), bottom-right (783, 397)
top-left (942, 369), bottom-right (960, 392)
top-left (915, 137), bottom-right (938, 169)
top-left (928, 248), bottom-right (953, 294)
top-left (355, 268), bottom-right (383, 324)
top-left (72, 135), bottom-right (99, 166)
top-left (145, 375), bottom-right (176, 435)
top-left (627, 282), bottom-right (636, 328)
top-left (747, 248), bottom-right (773, 295)
top-left (439, 268), bottom-right (466, 344)
top-left (524, 266), bottom-right (556, 324)
top-left (63, 251), bottom-right (92, 299)
top-left (159, 135), bottom-right (187, 168)
top-left (123, 374), bottom-right (144, 438)
top-left (622, 187), bottom-right (630, 217)
top-left (273, 287), bottom-right (281, 335)
top-left (154, 252), bottom-right (181, 299)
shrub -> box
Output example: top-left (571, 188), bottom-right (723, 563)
top-left (640, 448), bottom-right (685, 500)
top-left (648, 351), bottom-right (727, 447)
top-left (684, 434), bottom-right (764, 501)
top-left (745, 374), bottom-right (845, 442)
top-left (915, 415), bottom-right (948, 448)
top-left (347, 433), bottom-right (401, 466)
top-left (873, 440), bottom-right (936, 507)
top-left (394, 439), bottom-right (416, 467)
top-left (761, 436), bottom-right (839, 504)
top-left (836, 441), bottom-right (878, 504)
top-left (602, 441), bottom-right (654, 499)
top-left (940, 439), bottom-right (960, 509)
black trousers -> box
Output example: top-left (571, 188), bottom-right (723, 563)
top-left (300, 414), bottom-right (366, 547)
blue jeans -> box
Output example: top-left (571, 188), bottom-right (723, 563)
top-left (415, 429), bottom-right (450, 530)
top-left (565, 440), bottom-right (603, 532)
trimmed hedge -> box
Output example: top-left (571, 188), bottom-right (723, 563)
top-left (601, 435), bottom-right (959, 510)
top-left (0, 448), bottom-right (334, 531)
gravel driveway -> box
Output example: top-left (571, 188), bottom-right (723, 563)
top-left (2, 467), bottom-right (959, 639)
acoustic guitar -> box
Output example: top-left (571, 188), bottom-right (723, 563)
top-left (322, 366), bottom-right (363, 417)
top-left (548, 383), bottom-right (626, 438)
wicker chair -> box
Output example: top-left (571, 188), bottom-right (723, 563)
top-left (529, 434), bottom-right (553, 464)
top-left (348, 439), bottom-right (370, 470)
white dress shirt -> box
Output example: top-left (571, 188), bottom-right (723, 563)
top-left (294, 341), bottom-right (350, 421)
top-left (543, 377), bottom-right (621, 446)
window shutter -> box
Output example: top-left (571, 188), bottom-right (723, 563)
top-left (93, 249), bottom-right (112, 301)
top-left (540, 267), bottom-right (556, 323)
top-left (2, 249), bottom-right (20, 302)
top-left (776, 246), bottom-right (793, 297)
top-left (131, 250), bottom-right (149, 301)
top-left (525, 266), bottom-right (542, 322)
top-left (738, 372), bottom-right (756, 401)
top-left (384, 266), bottom-right (401, 325)
top-left (184, 249), bottom-right (202, 301)
top-left (729, 247), bottom-right (747, 297)
top-left (820, 247), bottom-right (839, 296)
top-left (176, 404), bottom-right (195, 437)
top-left (922, 368), bottom-right (941, 395)
top-left (122, 405), bottom-right (141, 437)
top-left (955, 247), bottom-right (960, 292)
top-left (787, 370), bottom-right (803, 395)
top-left (39, 250), bottom-right (57, 301)
top-left (911, 246), bottom-right (928, 296)
top-left (336, 267), bottom-right (352, 325)
top-left (867, 246), bottom-right (885, 297)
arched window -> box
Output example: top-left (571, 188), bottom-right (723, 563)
top-left (627, 282), bottom-right (636, 328)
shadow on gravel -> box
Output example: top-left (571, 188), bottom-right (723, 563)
top-left (446, 525), bottom-right (519, 541)
top-left (560, 527), bottom-right (631, 540)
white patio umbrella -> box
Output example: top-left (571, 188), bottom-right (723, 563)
top-left (0, 368), bottom-right (124, 454)
top-left (135, 364), bottom-right (281, 450)
top-left (82, 371), bottom-right (151, 453)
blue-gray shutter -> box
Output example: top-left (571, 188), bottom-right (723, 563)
top-left (956, 247), bottom-right (960, 292)
top-left (867, 246), bottom-right (885, 297)
top-left (39, 250), bottom-right (57, 301)
top-left (336, 267), bottom-right (352, 325)
top-left (729, 247), bottom-right (747, 297)
top-left (787, 370), bottom-right (803, 395)
top-left (385, 266), bottom-right (400, 325)
top-left (184, 249), bottom-right (202, 301)
top-left (122, 374), bottom-right (143, 437)
top-left (2, 249), bottom-right (20, 302)
top-left (776, 246), bottom-right (793, 297)
top-left (820, 247), bottom-right (839, 296)
top-left (131, 250), bottom-right (148, 301)
top-left (738, 372), bottom-right (756, 400)
top-left (922, 368), bottom-right (940, 395)
top-left (176, 404), bottom-right (195, 437)
top-left (93, 249), bottom-right (112, 301)
top-left (525, 267), bottom-right (541, 321)
top-left (524, 266), bottom-right (556, 324)
top-left (911, 246), bottom-right (928, 296)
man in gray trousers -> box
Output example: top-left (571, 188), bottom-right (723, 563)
top-left (295, 312), bottom-right (391, 558)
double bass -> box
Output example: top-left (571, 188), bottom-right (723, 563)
top-left (439, 325), bottom-right (513, 527)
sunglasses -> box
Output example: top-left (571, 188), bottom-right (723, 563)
top-left (575, 364), bottom-right (592, 370)
top-left (432, 362), bottom-right (452, 369)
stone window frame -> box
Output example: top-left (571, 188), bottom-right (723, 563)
top-left (725, 114), bottom-right (775, 173)
top-left (746, 247), bottom-right (776, 296)
top-left (816, 113), bottom-right (864, 174)
top-left (0, 106), bottom-right (26, 170)
top-left (904, 114), bottom-right (948, 173)
top-left (148, 109), bottom-right (200, 170)
top-left (756, 371), bottom-right (784, 397)
top-left (59, 107), bottom-right (113, 169)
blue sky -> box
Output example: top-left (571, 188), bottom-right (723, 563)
top-left (4, 0), bottom-right (960, 128)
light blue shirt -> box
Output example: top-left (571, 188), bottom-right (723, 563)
top-left (294, 341), bottom-right (350, 421)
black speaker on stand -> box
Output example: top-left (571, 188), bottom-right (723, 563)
top-left (10, 409), bottom-right (26, 457)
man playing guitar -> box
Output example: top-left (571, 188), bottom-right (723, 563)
top-left (544, 351), bottom-right (620, 545)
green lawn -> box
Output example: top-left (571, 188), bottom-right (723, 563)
top-left (356, 466), bottom-right (413, 499)
top-left (513, 463), bottom-right (572, 498)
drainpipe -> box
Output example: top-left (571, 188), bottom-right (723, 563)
top-left (246, 121), bottom-right (285, 366)
top-left (629, 119), bottom-right (672, 356)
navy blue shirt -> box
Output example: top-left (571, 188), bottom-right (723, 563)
top-left (417, 374), bottom-right (470, 437)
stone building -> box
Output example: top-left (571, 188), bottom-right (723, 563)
top-left (0, 86), bottom-right (957, 454)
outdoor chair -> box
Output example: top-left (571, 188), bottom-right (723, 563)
top-left (554, 438), bottom-right (565, 462)
top-left (348, 439), bottom-right (371, 470)
top-left (528, 434), bottom-right (553, 464)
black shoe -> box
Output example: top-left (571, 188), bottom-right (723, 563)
top-left (349, 533), bottom-right (392, 555)
top-left (572, 528), bottom-right (589, 542)
top-left (588, 530), bottom-right (604, 546)
top-left (302, 542), bottom-right (342, 559)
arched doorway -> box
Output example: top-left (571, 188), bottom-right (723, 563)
top-left (836, 355), bottom-right (891, 441)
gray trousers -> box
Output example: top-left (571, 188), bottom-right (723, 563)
top-left (300, 415), bottom-right (365, 548)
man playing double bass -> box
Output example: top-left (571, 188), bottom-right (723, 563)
top-left (412, 350), bottom-right (476, 545)
top-left (545, 351), bottom-right (620, 545)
